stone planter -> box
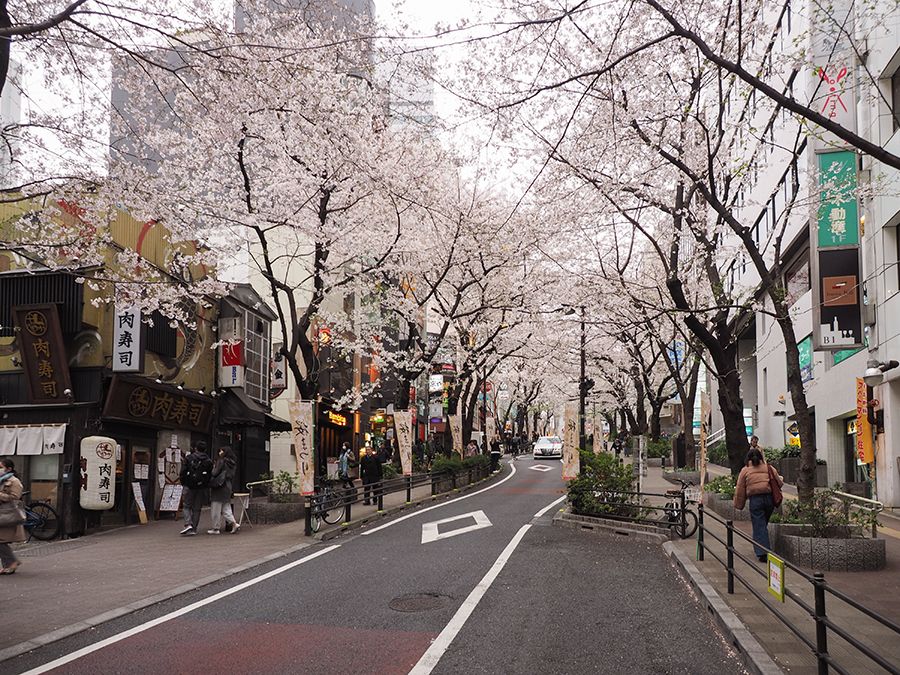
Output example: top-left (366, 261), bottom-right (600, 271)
top-left (702, 492), bottom-right (750, 521)
top-left (768, 523), bottom-right (886, 572)
top-left (248, 500), bottom-right (305, 524)
top-left (662, 470), bottom-right (706, 486)
top-left (647, 458), bottom-right (663, 467)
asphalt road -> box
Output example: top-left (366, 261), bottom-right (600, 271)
top-left (7, 457), bottom-right (744, 675)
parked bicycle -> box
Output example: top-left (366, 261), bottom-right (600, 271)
top-left (309, 480), bottom-right (348, 533)
top-left (660, 479), bottom-right (699, 538)
top-left (22, 491), bottom-right (60, 541)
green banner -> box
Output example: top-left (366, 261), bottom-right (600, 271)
top-left (833, 346), bottom-right (863, 365)
top-left (817, 151), bottom-right (859, 248)
top-left (798, 335), bottom-right (813, 383)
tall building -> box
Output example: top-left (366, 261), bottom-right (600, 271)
top-left (0, 58), bottom-right (22, 186)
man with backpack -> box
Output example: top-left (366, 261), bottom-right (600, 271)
top-left (179, 441), bottom-right (213, 536)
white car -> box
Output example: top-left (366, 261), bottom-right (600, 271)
top-left (532, 436), bottom-right (563, 459)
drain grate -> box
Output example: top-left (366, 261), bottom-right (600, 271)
top-left (389, 592), bottom-right (451, 613)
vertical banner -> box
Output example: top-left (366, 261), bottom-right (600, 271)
top-left (394, 409), bottom-right (414, 476)
top-left (112, 306), bottom-right (144, 373)
top-left (79, 436), bottom-right (117, 510)
top-left (449, 414), bottom-right (464, 459)
top-left (218, 317), bottom-right (245, 388)
top-left (485, 416), bottom-right (495, 448)
top-left (289, 399), bottom-right (315, 496)
top-left (592, 413), bottom-right (603, 455)
top-left (699, 392), bottom-right (711, 492)
top-left (12, 304), bottom-right (72, 403)
top-left (855, 378), bottom-right (875, 464)
top-left (562, 402), bottom-right (580, 480)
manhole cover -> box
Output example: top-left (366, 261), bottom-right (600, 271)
top-left (389, 592), bottom-right (450, 613)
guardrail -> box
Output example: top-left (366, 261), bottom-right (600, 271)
top-left (697, 504), bottom-right (900, 674)
top-left (829, 491), bottom-right (883, 539)
top-left (568, 486), bottom-right (697, 538)
top-left (303, 461), bottom-right (494, 536)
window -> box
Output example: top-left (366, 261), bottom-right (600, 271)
top-left (243, 310), bottom-right (270, 405)
top-left (892, 69), bottom-right (900, 132)
top-left (784, 249), bottom-right (811, 307)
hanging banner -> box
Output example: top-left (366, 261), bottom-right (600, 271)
top-left (112, 306), bottom-right (144, 373)
top-left (562, 402), bottom-right (580, 480)
top-left (592, 414), bottom-right (603, 455)
top-left (80, 436), bottom-right (117, 510)
top-left (0, 427), bottom-right (17, 454)
top-left (12, 304), bottom-right (72, 403)
top-left (288, 399), bottom-right (315, 496)
top-left (42, 424), bottom-right (66, 454)
top-left (449, 414), bottom-right (464, 459)
top-left (855, 378), bottom-right (874, 464)
top-left (218, 317), bottom-right (245, 388)
top-left (393, 409), bottom-right (414, 476)
top-left (16, 426), bottom-right (43, 456)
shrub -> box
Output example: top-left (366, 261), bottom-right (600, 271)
top-left (270, 470), bottom-right (297, 503)
top-left (770, 488), bottom-right (879, 537)
top-left (463, 454), bottom-right (490, 470)
top-left (707, 440), bottom-right (727, 466)
top-left (704, 474), bottom-right (736, 499)
top-left (645, 439), bottom-right (670, 459)
top-left (382, 463), bottom-right (398, 480)
top-left (431, 454), bottom-right (464, 474)
top-left (568, 450), bottom-right (640, 518)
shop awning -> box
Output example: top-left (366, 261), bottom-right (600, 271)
top-left (219, 389), bottom-right (291, 432)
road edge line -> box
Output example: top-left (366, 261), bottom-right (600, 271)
top-left (663, 542), bottom-right (782, 675)
top-left (409, 523), bottom-right (532, 675)
top-left (533, 494), bottom-right (567, 519)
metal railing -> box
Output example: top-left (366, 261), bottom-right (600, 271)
top-left (303, 461), bottom-right (494, 536)
top-left (697, 504), bottom-right (900, 674)
top-left (829, 491), bottom-right (883, 539)
top-left (568, 487), bottom-right (696, 537)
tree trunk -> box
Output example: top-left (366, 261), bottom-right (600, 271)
top-left (681, 357), bottom-right (701, 469)
top-left (649, 400), bottom-right (663, 441)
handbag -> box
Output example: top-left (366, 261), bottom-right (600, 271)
top-left (0, 499), bottom-right (26, 526)
top-left (767, 465), bottom-right (783, 507)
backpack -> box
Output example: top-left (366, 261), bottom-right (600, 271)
top-left (181, 452), bottom-right (213, 489)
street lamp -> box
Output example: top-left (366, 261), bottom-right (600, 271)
top-left (863, 359), bottom-right (899, 387)
top-left (562, 305), bottom-right (593, 450)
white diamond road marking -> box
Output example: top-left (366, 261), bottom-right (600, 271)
top-left (421, 510), bottom-right (492, 544)
top-left (529, 464), bottom-right (553, 472)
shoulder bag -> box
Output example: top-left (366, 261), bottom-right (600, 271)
top-left (0, 499), bottom-right (27, 526)
top-left (767, 464), bottom-right (783, 507)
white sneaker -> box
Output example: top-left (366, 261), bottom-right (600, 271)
top-left (180, 526), bottom-right (193, 535)
top-left (207, 529), bottom-right (221, 535)
top-left (184, 529), bottom-right (197, 536)
top-left (231, 523), bottom-right (240, 534)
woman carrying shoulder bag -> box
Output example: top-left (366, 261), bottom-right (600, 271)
top-left (0, 457), bottom-right (26, 574)
top-left (733, 448), bottom-right (784, 562)
top-left (208, 447), bottom-right (238, 535)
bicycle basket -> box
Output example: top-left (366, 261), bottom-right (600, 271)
top-left (684, 486), bottom-right (701, 503)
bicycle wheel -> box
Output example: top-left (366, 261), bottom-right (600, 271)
top-left (310, 510), bottom-right (322, 533)
top-left (27, 502), bottom-right (60, 541)
top-left (321, 489), bottom-right (344, 524)
top-left (675, 509), bottom-right (698, 539)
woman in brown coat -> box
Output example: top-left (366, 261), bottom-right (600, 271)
top-left (0, 457), bottom-right (26, 574)
top-left (733, 448), bottom-right (783, 562)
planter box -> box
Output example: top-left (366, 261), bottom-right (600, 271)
top-left (768, 523), bottom-right (886, 572)
top-left (248, 500), bottom-right (305, 524)
top-left (770, 459), bottom-right (828, 487)
top-left (702, 492), bottom-right (749, 521)
top-left (662, 470), bottom-right (706, 486)
top-left (647, 458), bottom-right (663, 467)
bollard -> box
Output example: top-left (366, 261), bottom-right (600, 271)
top-left (451, 470), bottom-right (457, 490)
top-left (726, 520), bottom-right (735, 594)
top-left (406, 476), bottom-right (412, 503)
top-left (304, 497), bottom-right (312, 537)
top-left (813, 573), bottom-right (829, 675)
top-left (697, 503), bottom-right (705, 561)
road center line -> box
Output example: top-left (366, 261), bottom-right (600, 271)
top-left (22, 545), bottom-right (341, 675)
top-left (533, 494), bottom-right (567, 519)
top-left (361, 460), bottom-right (517, 536)
top-left (408, 523), bottom-right (532, 675)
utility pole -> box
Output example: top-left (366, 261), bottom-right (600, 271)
top-left (579, 306), bottom-right (586, 451)
top-left (481, 367), bottom-right (488, 450)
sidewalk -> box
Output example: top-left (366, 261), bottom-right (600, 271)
top-left (645, 466), bottom-right (900, 674)
top-left (0, 463), bottom-right (504, 663)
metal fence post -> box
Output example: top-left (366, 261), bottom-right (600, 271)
top-left (726, 520), bottom-right (735, 595)
top-left (697, 503), bottom-right (705, 561)
top-left (813, 572), bottom-right (829, 675)
top-left (344, 489), bottom-right (351, 523)
top-left (377, 482), bottom-right (384, 511)
top-left (304, 497), bottom-right (312, 537)
top-left (451, 470), bottom-right (457, 490)
top-left (406, 476), bottom-right (412, 503)
top-left (679, 490), bottom-right (686, 536)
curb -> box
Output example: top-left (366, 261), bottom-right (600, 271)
top-left (0, 539), bottom-right (315, 665)
top-left (316, 466), bottom-right (508, 542)
top-left (663, 542), bottom-right (782, 675)
top-left (552, 510), bottom-right (669, 544)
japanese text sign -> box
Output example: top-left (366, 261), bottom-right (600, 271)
top-left (13, 304), bottom-right (72, 403)
top-left (289, 399), bottom-right (315, 496)
top-left (102, 376), bottom-right (214, 433)
top-left (112, 306), bottom-right (144, 373)
top-left (80, 436), bottom-right (117, 510)
top-left (817, 151), bottom-right (859, 248)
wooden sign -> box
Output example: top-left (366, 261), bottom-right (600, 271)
top-left (103, 376), bottom-right (214, 433)
top-left (13, 304), bottom-right (72, 403)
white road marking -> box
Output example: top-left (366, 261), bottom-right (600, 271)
top-left (408, 524), bottom-right (532, 675)
top-left (21, 545), bottom-right (341, 675)
top-left (533, 495), bottom-right (567, 519)
top-left (361, 460), bottom-right (517, 536)
top-left (421, 510), bottom-right (492, 544)
top-left (529, 464), bottom-right (553, 472)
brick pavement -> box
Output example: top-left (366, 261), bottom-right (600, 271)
top-left (643, 466), bottom-right (900, 674)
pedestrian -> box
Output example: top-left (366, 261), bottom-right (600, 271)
top-left (612, 437), bottom-right (623, 459)
top-left (360, 444), bottom-right (382, 506)
top-left (179, 441), bottom-right (213, 536)
top-left (0, 458), bottom-right (25, 574)
top-left (466, 440), bottom-right (478, 458)
top-left (489, 441), bottom-right (502, 472)
top-left (490, 437), bottom-right (501, 457)
top-left (733, 448), bottom-right (784, 562)
top-left (338, 442), bottom-right (356, 490)
top-left (208, 446), bottom-right (238, 535)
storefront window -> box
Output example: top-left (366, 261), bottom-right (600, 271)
top-left (27, 454), bottom-right (61, 508)
top-left (244, 309), bottom-right (271, 405)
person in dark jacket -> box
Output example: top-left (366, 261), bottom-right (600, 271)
top-left (360, 445), bottom-right (382, 506)
top-left (208, 446), bottom-right (238, 535)
top-left (179, 441), bottom-right (212, 536)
